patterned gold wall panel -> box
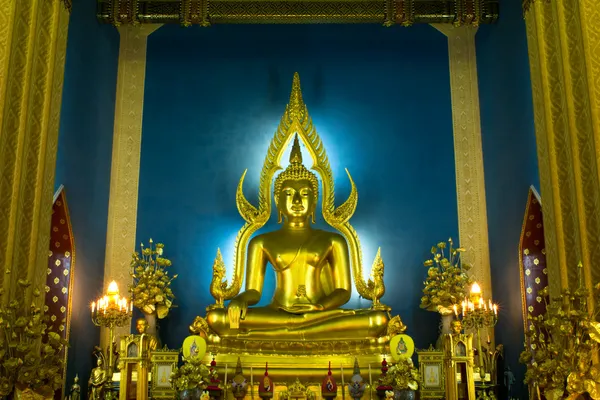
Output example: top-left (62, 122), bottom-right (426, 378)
top-left (431, 24), bottom-right (492, 300)
top-left (102, 24), bottom-right (162, 347)
top-left (577, 0), bottom-right (600, 286)
top-left (46, 186), bottom-right (75, 397)
top-left (525, 0), bottom-right (600, 303)
top-left (0, 0), bottom-right (70, 307)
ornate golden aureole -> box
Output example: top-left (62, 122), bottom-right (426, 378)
top-left (191, 73), bottom-right (406, 382)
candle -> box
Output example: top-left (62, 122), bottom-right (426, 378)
top-left (368, 364), bottom-right (372, 386)
top-left (341, 364), bottom-right (345, 399)
top-left (479, 297), bottom-right (484, 309)
top-left (488, 299), bottom-right (492, 310)
top-left (224, 363), bottom-right (228, 385)
top-left (130, 300), bottom-right (133, 313)
top-left (493, 304), bottom-right (498, 315)
top-left (91, 302), bottom-right (95, 313)
top-left (250, 366), bottom-right (254, 397)
top-left (453, 304), bottom-right (458, 317)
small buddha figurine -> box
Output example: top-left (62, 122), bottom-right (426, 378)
top-left (231, 357), bottom-right (248, 400)
top-left (136, 318), bottom-right (159, 350)
top-left (348, 359), bottom-right (366, 400)
top-left (88, 358), bottom-right (107, 400)
top-left (66, 374), bottom-right (81, 400)
top-left (206, 135), bottom-right (388, 340)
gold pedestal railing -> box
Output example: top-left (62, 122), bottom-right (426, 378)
top-left (96, 0), bottom-right (498, 26)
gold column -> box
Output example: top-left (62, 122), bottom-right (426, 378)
top-left (102, 25), bottom-right (162, 346)
top-left (432, 25), bottom-right (492, 299)
top-left (524, 0), bottom-right (600, 303)
top-left (0, 0), bottom-right (70, 306)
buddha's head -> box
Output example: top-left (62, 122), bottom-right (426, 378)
top-left (136, 318), bottom-right (148, 334)
top-left (97, 357), bottom-right (103, 367)
top-left (274, 135), bottom-right (319, 225)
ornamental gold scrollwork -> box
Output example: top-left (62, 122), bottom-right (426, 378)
top-left (97, 0), bottom-right (498, 26)
top-left (208, 73), bottom-right (386, 309)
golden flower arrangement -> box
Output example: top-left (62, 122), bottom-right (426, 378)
top-left (519, 265), bottom-right (600, 400)
top-left (380, 358), bottom-right (420, 391)
top-left (129, 239), bottom-right (177, 319)
top-left (0, 283), bottom-right (67, 397)
top-left (420, 238), bottom-right (472, 313)
top-left (170, 357), bottom-right (210, 392)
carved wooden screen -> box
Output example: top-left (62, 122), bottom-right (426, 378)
top-left (45, 185), bottom-right (75, 398)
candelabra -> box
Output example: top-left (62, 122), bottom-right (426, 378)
top-left (453, 283), bottom-right (498, 378)
top-left (91, 280), bottom-right (133, 378)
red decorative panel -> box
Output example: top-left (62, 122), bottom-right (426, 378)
top-left (45, 186), bottom-right (75, 397)
top-left (519, 187), bottom-right (549, 334)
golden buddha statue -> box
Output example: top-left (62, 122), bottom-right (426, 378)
top-left (192, 73), bottom-right (405, 364)
top-left (206, 135), bottom-right (388, 340)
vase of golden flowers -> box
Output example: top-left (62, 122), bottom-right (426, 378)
top-left (171, 357), bottom-right (210, 400)
top-left (0, 283), bottom-right (67, 399)
top-left (129, 239), bottom-right (177, 342)
top-left (519, 264), bottom-right (600, 400)
top-left (379, 358), bottom-right (420, 400)
top-left (420, 238), bottom-right (472, 345)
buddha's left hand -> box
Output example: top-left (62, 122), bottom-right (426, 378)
top-left (280, 303), bottom-right (324, 314)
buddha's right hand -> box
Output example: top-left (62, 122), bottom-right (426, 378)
top-left (227, 299), bottom-right (247, 329)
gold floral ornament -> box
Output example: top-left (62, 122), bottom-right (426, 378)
top-left (420, 238), bottom-right (472, 313)
top-left (129, 239), bottom-right (178, 319)
top-left (379, 358), bottom-right (420, 391)
top-left (0, 282), bottom-right (68, 397)
top-left (170, 357), bottom-right (210, 392)
top-left (520, 263), bottom-right (600, 400)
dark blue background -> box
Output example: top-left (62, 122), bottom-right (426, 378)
top-left (55, 0), bottom-right (538, 397)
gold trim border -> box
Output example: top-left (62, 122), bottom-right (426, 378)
top-left (431, 25), bottom-right (492, 301)
top-left (102, 24), bottom-right (162, 347)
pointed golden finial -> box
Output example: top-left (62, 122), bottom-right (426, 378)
top-left (287, 72), bottom-right (305, 121)
top-left (289, 134), bottom-right (303, 164)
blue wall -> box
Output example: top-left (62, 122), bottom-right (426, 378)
top-left (138, 24), bottom-right (458, 350)
top-left (477, 0), bottom-right (539, 397)
top-left (54, 0), bottom-right (119, 393)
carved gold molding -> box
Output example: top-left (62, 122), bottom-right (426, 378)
top-left (524, 0), bottom-right (600, 304)
top-left (0, 0), bottom-right (70, 307)
top-left (97, 0), bottom-right (499, 26)
top-left (431, 25), bottom-right (492, 300)
top-left (102, 24), bottom-right (162, 346)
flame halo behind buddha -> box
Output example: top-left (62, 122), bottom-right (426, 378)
top-left (194, 73), bottom-right (405, 355)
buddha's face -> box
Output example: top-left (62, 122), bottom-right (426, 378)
top-left (136, 319), bottom-right (147, 334)
top-left (278, 179), bottom-right (315, 223)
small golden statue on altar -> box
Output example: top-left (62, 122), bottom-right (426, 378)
top-left (191, 72), bottom-right (406, 382)
top-left (88, 356), bottom-right (108, 400)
